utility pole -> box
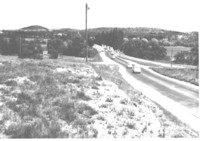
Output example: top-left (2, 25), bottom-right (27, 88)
top-left (85, 3), bottom-right (89, 62)
top-left (170, 47), bottom-right (173, 68)
top-left (19, 36), bottom-right (21, 57)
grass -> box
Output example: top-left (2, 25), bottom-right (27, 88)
top-left (0, 55), bottom-right (198, 138)
top-left (151, 67), bottom-right (199, 85)
top-left (89, 52), bottom-right (103, 62)
top-left (119, 55), bottom-right (160, 67)
top-left (155, 103), bottom-right (199, 137)
top-left (164, 46), bottom-right (191, 57)
top-left (0, 59), bottom-right (99, 138)
top-left (91, 64), bottom-right (140, 97)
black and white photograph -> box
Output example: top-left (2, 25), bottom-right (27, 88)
top-left (0, 0), bottom-right (199, 138)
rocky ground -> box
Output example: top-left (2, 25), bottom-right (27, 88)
top-left (0, 56), bottom-right (198, 138)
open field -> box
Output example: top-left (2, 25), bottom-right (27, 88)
top-left (151, 67), bottom-right (199, 86)
top-left (0, 56), bottom-right (198, 138)
top-left (164, 46), bottom-right (191, 57)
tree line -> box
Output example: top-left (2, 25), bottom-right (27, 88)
top-left (0, 31), bottom-right (98, 59)
top-left (94, 28), bottom-right (124, 50)
top-left (94, 28), bottom-right (167, 60)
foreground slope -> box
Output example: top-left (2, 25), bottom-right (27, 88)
top-left (0, 55), bottom-right (198, 138)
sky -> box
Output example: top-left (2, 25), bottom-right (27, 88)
top-left (0, 0), bottom-right (199, 32)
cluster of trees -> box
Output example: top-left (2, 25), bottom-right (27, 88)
top-left (122, 38), bottom-right (167, 60)
top-left (94, 28), bottom-right (124, 50)
top-left (0, 29), bottom-right (99, 59)
top-left (0, 37), bottom-right (20, 55)
top-left (1, 30), bottom-right (54, 39)
top-left (0, 37), bottom-right (44, 59)
top-left (47, 34), bottom-right (97, 59)
top-left (88, 27), bottom-right (198, 48)
top-left (19, 39), bottom-right (43, 59)
top-left (128, 33), bottom-right (166, 41)
top-left (174, 47), bottom-right (199, 65)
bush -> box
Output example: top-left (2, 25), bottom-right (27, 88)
top-left (18, 47), bottom-right (34, 58)
top-left (123, 39), bottom-right (167, 60)
top-left (5, 117), bottom-right (62, 138)
top-left (33, 53), bottom-right (43, 60)
top-left (79, 47), bottom-right (98, 58)
top-left (68, 37), bottom-right (85, 56)
top-left (0, 37), bottom-right (20, 55)
top-left (18, 40), bottom-right (43, 59)
top-left (47, 39), bottom-right (61, 59)
top-left (174, 51), bottom-right (193, 64)
top-left (49, 49), bottom-right (58, 59)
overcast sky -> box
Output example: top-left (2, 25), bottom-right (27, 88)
top-left (0, 0), bottom-right (199, 32)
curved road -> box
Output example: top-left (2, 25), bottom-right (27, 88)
top-left (98, 49), bottom-right (199, 131)
top-left (115, 56), bottom-right (199, 114)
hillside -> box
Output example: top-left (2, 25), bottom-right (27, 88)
top-left (20, 25), bottom-right (49, 31)
top-left (80, 27), bottom-right (188, 37)
top-left (0, 55), bottom-right (198, 138)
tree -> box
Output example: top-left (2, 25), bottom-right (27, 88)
top-left (94, 28), bottom-right (124, 50)
top-left (191, 46), bottom-right (199, 65)
top-left (19, 39), bottom-right (42, 59)
top-left (174, 51), bottom-right (192, 64)
top-left (0, 37), bottom-right (20, 55)
top-left (88, 37), bottom-right (95, 47)
top-left (123, 38), bottom-right (167, 60)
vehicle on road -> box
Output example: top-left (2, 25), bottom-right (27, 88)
top-left (111, 54), bottom-right (116, 59)
top-left (132, 65), bottom-right (141, 73)
top-left (127, 62), bottom-right (133, 68)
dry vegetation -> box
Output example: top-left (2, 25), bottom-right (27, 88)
top-left (164, 46), bottom-right (191, 57)
top-left (0, 56), bottom-right (198, 138)
top-left (151, 67), bottom-right (199, 86)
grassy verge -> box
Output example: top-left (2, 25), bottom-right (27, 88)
top-left (91, 64), bottom-right (140, 97)
top-left (151, 67), bottom-right (199, 86)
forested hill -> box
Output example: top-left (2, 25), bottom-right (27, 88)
top-left (20, 25), bottom-right (49, 31)
top-left (80, 27), bottom-right (190, 37)
top-left (1, 26), bottom-right (198, 47)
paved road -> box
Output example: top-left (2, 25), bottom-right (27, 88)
top-left (119, 53), bottom-right (197, 69)
top-left (101, 51), bottom-right (199, 131)
top-left (114, 54), bottom-right (199, 115)
top-left (93, 44), bottom-right (199, 131)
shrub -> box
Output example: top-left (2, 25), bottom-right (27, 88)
top-left (79, 47), bottom-right (98, 58)
top-left (174, 51), bottom-right (193, 64)
top-left (126, 120), bottom-right (136, 129)
top-left (123, 39), bottom-right (167, 60)
top-left (0, 37), bottom-right (20, 55)
top-left (49, 49), bottom-right (58, 59)
top-left (60, 99), bottom-right (76, 122)
top-left (5, 117), bottom-right (62, 138)
top-left (18, 40), bottom-right (43, 59)
top-left (18, 47), bottom-right (34, 58)
top-left (76, 91), bottom-right (91, 101)
top-left (77, 103), bottom-right (98, 116)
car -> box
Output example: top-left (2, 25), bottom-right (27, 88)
top-left (111, 54), bottom-right (116, 59)
top-left (132, 65), bottom-right (141, 73)
top-left (127, 62), bottom-right (133, 68)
